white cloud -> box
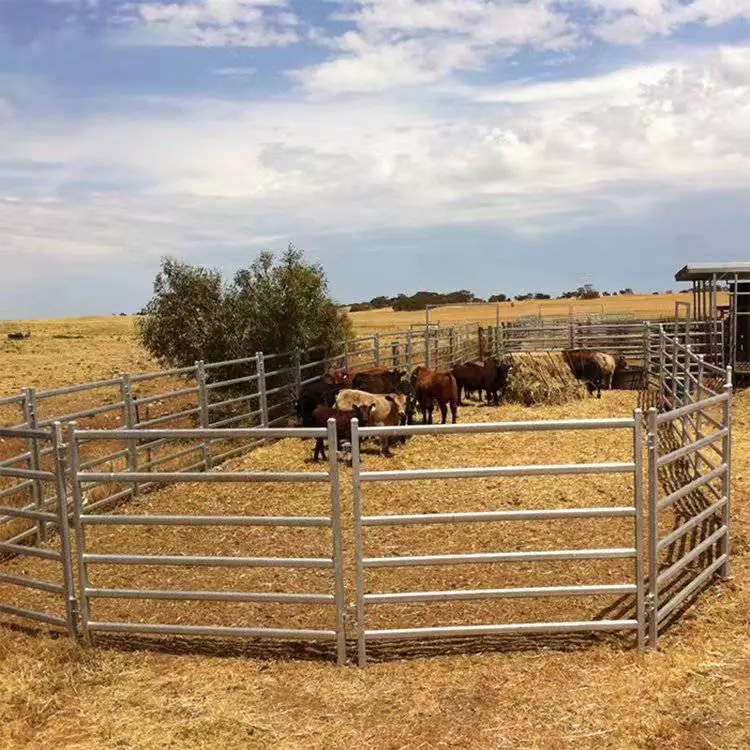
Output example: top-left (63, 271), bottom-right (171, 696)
top-left (294, 0), bottom-right (576, 94)
top-left (111, 0), bottom-right (300, 47)
top-left (590, 0), bottom-right (750, 45)
top-left (2, 45), bottom-right (749, 259)
top-left (213, 66), bottom-right (258, 77)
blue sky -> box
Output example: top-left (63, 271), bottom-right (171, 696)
top-left (0, 1), bottom-right (749, 317)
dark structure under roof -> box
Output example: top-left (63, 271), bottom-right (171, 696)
top-left (675, 262), bottom-right (750, 376)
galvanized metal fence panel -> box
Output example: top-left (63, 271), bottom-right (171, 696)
top-left (0, 424), bottom-right (78, 634)
top-left (350, 417), bottom-right (647, 666)
top-left (68, 421), bottom-right (348, 664)
top-left (646, 326), bottom-right (732, 646)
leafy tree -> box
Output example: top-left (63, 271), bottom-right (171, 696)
top-left (139, 258), bottom-right (231, 367)
top-left (489, 294), bottom-right (508, 303)
top-left (534, 293), bottom-right (551, 300)
top-left (577, 284), bottom-right (601, 300)
top-left (139, 245), bottom-right (351, 370)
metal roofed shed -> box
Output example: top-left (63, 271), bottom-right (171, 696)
top-left (675, 262), bottom-right (750, 377)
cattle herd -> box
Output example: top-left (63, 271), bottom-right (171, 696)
top-left (293, 349), bottom-right (628, 461)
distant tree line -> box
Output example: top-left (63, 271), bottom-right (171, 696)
top-left (349, 285), bottom-right (643, 311)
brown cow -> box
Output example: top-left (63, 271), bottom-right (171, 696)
top-left (335, 389), bottom-right (407, 456)
top-left (310, 403), bottom-right (374, 461)
top-left (351, 368), bottom-right (407, 394)
top-left (452, 359), bottom-right (513, 405)
top-left (451, 362), bottom-right (485, 405)
top-left (410, 366), bottom-right (458, 424)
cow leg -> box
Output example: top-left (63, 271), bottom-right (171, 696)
top-left (457, 384), bottom-right (464, 406)
top-left (313, 438), bottom-right (326, 461)
top-left (381, 436), bottom-right (393, 457)
top-left (439, 401), bottom-right (448, 424)
top-left (450, 400), bottom-right (458, 424)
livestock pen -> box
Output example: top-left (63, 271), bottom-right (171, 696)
top-left (0, 319), bottom-right (734, 665)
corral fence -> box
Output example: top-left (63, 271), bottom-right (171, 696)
top-left (0, 318), bottom-right (734, 664)
top-left (644, 325), bottom-right (732, 646)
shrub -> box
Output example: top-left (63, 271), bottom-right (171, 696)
top-left (139, 245), bottom-right (351, 371)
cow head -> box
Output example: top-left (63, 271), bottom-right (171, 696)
top-left (386, 393), bottom-right (408, 424)
top-left (410, 365), bottom-right (426, 386)
top-left (327, 368), bottom-right (351, 387)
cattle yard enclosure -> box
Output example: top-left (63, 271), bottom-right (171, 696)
top-left (0, 317), bottom-right (733, 665)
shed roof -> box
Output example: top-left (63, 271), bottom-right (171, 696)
top-left (675, 263), bottom-right (750, 282)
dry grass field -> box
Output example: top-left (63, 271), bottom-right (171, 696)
top-left (0, 297), bottom-right (747, 750)
top-left (0, 292), bottom-right (702, 397)
top-left (349, 292), bottom-right (701, 333)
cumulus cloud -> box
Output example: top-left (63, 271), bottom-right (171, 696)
top-left (293, 0), bottom-right (576, 94)
top-left (589, 0), bottom-right (750, 45)
top-left (2, 45), bottom-right (749, 259)
top-left (111, 0), bottom-right (300, 47)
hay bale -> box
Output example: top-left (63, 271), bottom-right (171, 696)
top-left (504, 352), bottom-right (587, 406)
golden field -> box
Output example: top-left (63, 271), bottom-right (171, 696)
top-left (0, 292), bottom-right (703, 396)
top-left (0, 294), bottom-right (747, 750)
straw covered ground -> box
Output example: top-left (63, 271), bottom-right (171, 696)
top-left (1, 389), bottom-right (749, 749)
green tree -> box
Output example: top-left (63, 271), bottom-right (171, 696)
top-left (139, 258), bottom-right (231, 367)
top-left (139, 245), bottom-right (351, 370)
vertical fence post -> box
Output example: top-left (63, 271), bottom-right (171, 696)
top-left (391, 342), bottom-right (399, 368)
top-left (195, 361), bottom-right (211, 470)
top-left (658, 327), bottom-right (666, 409)
top-left (22, 387), bottom-right (46, 543)
top-left (120, 374), bottom-right (139, 498)
top-left (326, 418), bottom-right (347, 666)
top-left (292, 348), bottom-right (302, 397)
top-left (424, 326), bottom-right (431, 369)
top-left (406, 330), bottom-right (413, 369)
top-left (449, 327), bottom-right (456, 365)
top-left (671, 329), bottom-right (679, 408)
top-left (373, 333), bottom-right (380, 367)
top-left (256, 353), bottom-right (268, 428)
top-left (633, 409), bottom-right (646, 651)
top-left (343, 340), bottom-right (350, 371)
top-left (647, 407), bottom-right (660, 647)
top-left (720, 368), bottom-right (733, 578)
top-left (695, 355), bottom-right (706, 470)
top-left (643, 324), bottom-right (651, 386)
top-left (351, 417), bottom-right (367, 667)
top-left (67, 422), bottom-right (90, 642)
top-left (52, 422), bottom-right (78, 637)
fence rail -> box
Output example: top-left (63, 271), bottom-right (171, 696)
top-left (0, 316), bottom-right (734, 664)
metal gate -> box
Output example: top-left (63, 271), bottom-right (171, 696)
top-left (350, 416), bottom-right (647, 666)
top-left (67, 422), bottom-right (348, 664)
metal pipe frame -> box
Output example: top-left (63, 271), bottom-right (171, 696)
top-left (365, 620), bottom-right (639, 641)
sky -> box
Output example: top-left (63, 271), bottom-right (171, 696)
top-left (0, 1), bottom-right (749, 317)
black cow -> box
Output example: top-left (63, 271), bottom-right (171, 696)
top-left (295, 380), bottom-right (342, 427)
top-left (351, 368), bottom-right (407, 394)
